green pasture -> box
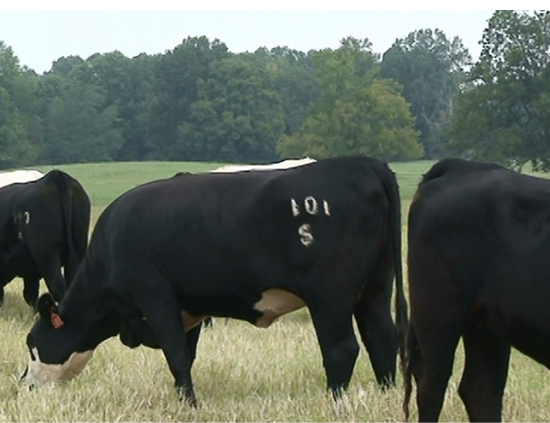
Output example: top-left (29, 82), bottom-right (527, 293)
top-left (1, 159), bottom-right (550, 421)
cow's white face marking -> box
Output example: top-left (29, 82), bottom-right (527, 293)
top-left (253, 289), bottom-right (305, 328)
top-left (298, 224), bottom-right (314, 247)
top-left (23, 349), bottom-right (94, 387)
top-left (24, 211), bottom-right (30, 224)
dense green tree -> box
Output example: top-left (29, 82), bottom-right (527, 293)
top-left (0, 41), bottom-right (40, 168)
top-left (49, 55), bottom-right (85, 77)
top-left (263, 46), bottom-right (320, 137)
top-left (380, 29), bottom-right (471, 158)
top-left (177, 54), bottom-right (284, 162)
top-left (38, 77), bottom-right (124, 164)
top-left (449, 10), bottom-right (550, 169)
top-left (146, 36), bottom-right (229, 160)
top-left (278, 38), bottom-right (422, 161)
top-left (76, 51), bottom-right (156, 160)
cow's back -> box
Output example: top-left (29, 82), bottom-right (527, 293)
top-left (93, 156), bottom-right (392, 306)
top-left (409, 159), bottom-right (550, 263)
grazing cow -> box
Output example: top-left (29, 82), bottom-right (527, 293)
top-left (404, 158), bottom-right (550, 422)
top-left (0, 169), bottom-right (45, 189)
top-left (0, 170), bottom-right (91, 307)
top-left (22, 156), bottom-right (407, 407)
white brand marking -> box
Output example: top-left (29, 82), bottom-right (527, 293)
top-left (323, 200), bottom-right (331, 216)
top-left (291, 199), bottom-right (300, 217)
top-left (304, 196), bottom-right (318, 215)
top-left (24, 211), bottom-right (30, 224)
top-left (298, 224), bottom-right (314, 247)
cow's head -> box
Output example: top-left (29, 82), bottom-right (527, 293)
top-left (21, 293), bottom-right (94, 387)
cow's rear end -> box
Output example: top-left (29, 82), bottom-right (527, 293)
top-left (405, 158), bottom-right (550, 422)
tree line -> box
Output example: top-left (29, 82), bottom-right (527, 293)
top-left (1, 10), bottom-right (549, 170)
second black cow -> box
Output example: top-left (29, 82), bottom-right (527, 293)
top-left (405, 158), bottom-right (550, 421)
top-left (22, 156), bottom-right (407, 406)
top-left (0, 170), bottom-right (91, 307)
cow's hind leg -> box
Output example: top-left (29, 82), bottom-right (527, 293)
top-left (23, 276), bottom-right (40, 310)
top-left (308, 300), bottom-right (359, 399)
top-left (414, 319), bottom-right (462, 422)
top-left (354, 264), bottom-right (397, 389)
top-left (458, 326), bottom-right (510, 422)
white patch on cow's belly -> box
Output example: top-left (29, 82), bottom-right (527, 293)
top-left (24, 349), bottom-right (94, 387)
top-left (253, 289), bottom-right (306, 328)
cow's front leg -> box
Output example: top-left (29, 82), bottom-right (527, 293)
top-left (0, 274), bottom-right (14, 306)
top-left (36, 254), bottom-right (66, 303)
top-left (23, 276), bottom-right (40, 310)
top-left (133, 287), bottom-right (197, 407)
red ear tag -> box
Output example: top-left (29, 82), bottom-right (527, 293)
top-left (50, 308), bottom-right (64, 329)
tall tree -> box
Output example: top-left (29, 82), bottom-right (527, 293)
top-left (0, 41), bottom-right (40, 168)
top-left (38, 74), bottom-right (124, 164)
top-left (264, 46), bottom-right (320, 137)
top-left (380, 29), bottom-right (472, 158)
top-left (449, 10), bottom-right (550, 170)
top-left (177, 54), bottom-right (284, 162)
top-left (146, 36), bottom-right (229, 160)
top-left (278, 37), bottom-right (422, 161)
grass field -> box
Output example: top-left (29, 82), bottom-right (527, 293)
top-left (1, 160), bottom-right (550, 421)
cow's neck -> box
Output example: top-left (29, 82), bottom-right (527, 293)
top-left (58, 262), bottom-right (120, 351)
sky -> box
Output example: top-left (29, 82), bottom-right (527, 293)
top-left (0, 9), bottom-right (505, 75)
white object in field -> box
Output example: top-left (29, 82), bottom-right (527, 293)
top-left (210, 157), bottom-right (316, 173)
top-left (0, 170), bottom-right (45, 189)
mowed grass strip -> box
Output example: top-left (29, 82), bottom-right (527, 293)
top-left (0, 159), bottom-right (549, 421)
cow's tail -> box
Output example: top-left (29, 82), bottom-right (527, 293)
top-left (403, 323), bottom-right (418, 421)
top-left (373, 161), bottom-right (408, 372)
top-left (69, 178), bottom-right (91, 267)
top-left (51, 171), bottom-right (90, 284)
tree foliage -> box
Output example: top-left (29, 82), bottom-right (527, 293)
top-left (177, 54), bottom-right (284, 162)
top-left (380, 29), bottom-right (471, 158)
top-left (0, 41), bottom-right (39, 167)
top-left (278, 38), bottom-right (422, 161)
top-left (449, 10), bottom-right (550, 170)
top-left (15, 16), bottom-right (550, 169)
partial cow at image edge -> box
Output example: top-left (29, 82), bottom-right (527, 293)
top-left (405, 157), bottom-right (550, 422)
top-left (0, 170), bottom-right (91, 308)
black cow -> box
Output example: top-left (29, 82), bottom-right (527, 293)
top-left (22, 156), bottom-right (407, 406)
top-left (0, 170), bottom-right (91, 307)
top-left (404, 158), bottom-right (550, 422)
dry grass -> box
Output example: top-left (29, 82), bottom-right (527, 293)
top-left (1, 160), bottom-right (550, 421)
top-left (2, 278), bottom-right (550, 422)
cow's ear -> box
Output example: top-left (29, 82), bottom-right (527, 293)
top-left (37, 293), bottom-right (64, 329)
